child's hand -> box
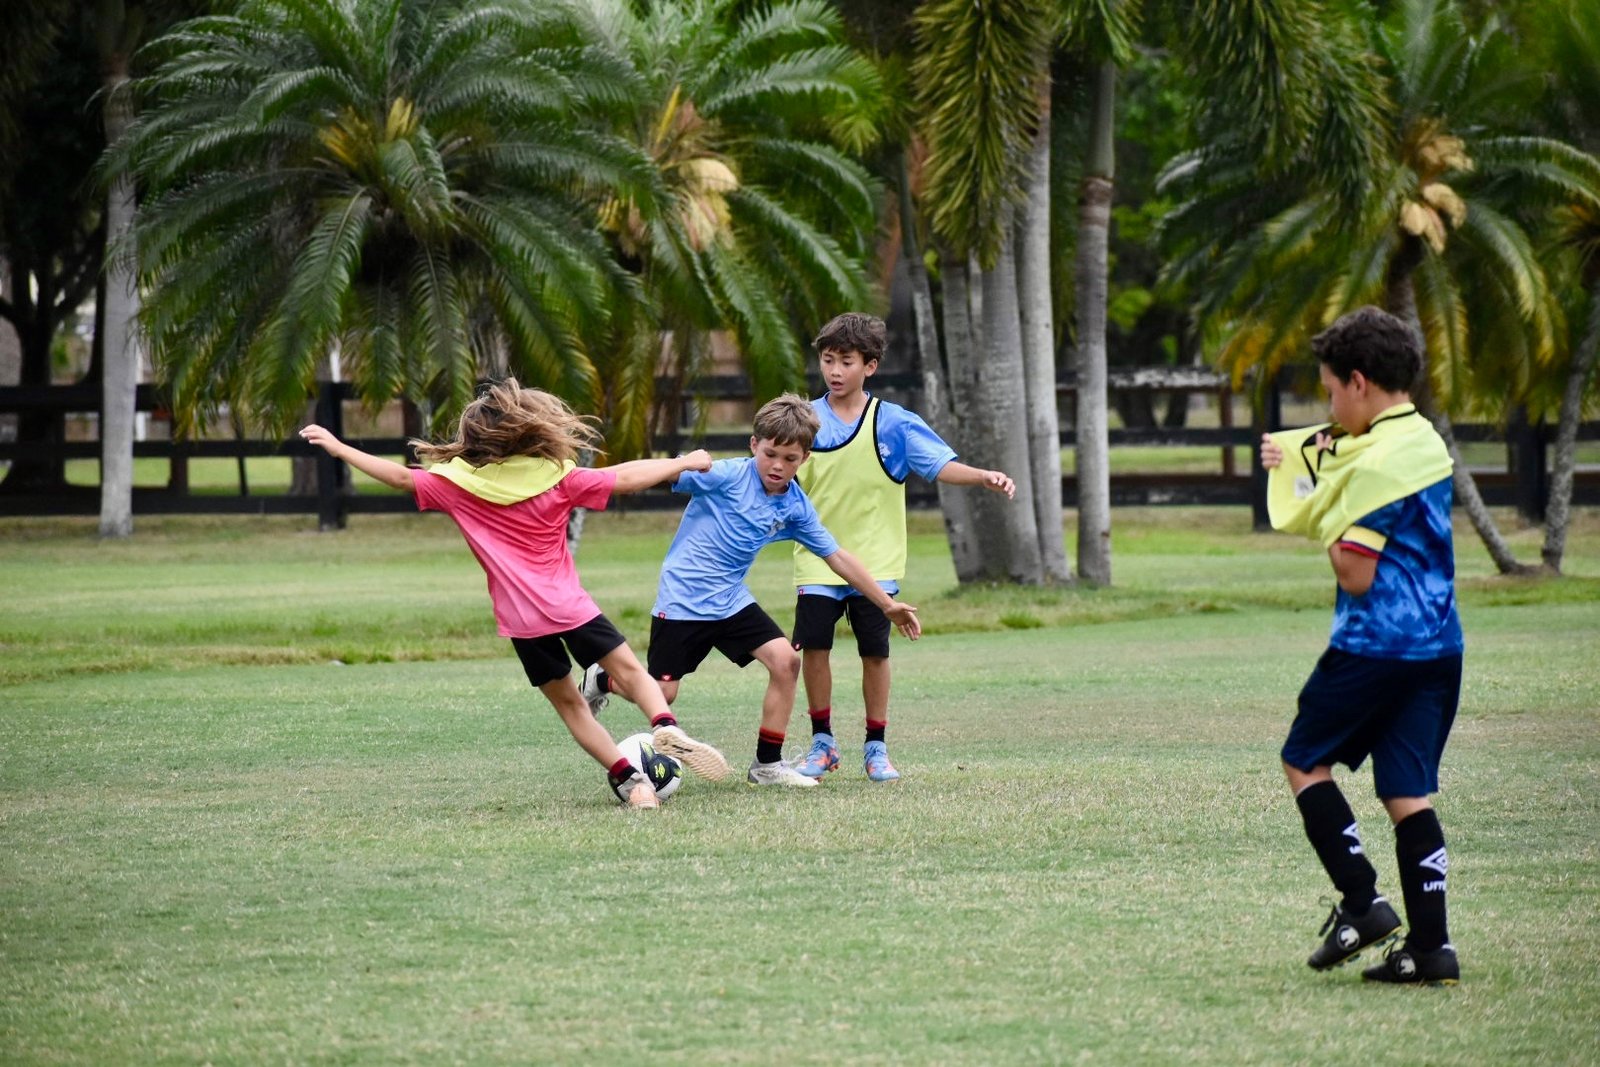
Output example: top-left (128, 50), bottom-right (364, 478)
top-left (1259, 434), bottom-right (1283, 470)
top-left (984, 470), bottom-right (1016, 499)
top-left (300, 424), bottom-right (341, 453)
top-left (680, 448), bottom-right (712, 472)
top-left (884, 601), bottom-right (920, 641)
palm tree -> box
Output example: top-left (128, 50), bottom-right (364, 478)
top-left (113, 0), bottom-right (653, 438)
top-left (1161, 0), bottom-right (1580, 574)
top-left (913, 0), bottom-right (1052, 584)
top-left (573, 0), bottom-right (882, 457)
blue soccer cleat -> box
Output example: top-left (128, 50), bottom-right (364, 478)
top-left (792, 733), bottom-right (840, 778)
top-left (863, 740), bottom-right (900, 782)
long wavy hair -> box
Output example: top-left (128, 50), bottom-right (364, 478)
top-left (411, 379), bottom-right (602, 467)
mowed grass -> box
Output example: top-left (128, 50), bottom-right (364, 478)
top-left (2, 507), bottom-right (1598, 1064)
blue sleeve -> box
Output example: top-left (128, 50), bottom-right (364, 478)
top-left (789, 494), bottom-right (839, 558)
top-left (878, 402), bottom-right (957, 482)
top-left (674, 458), bottom-right (734, 496)
top-left (1353, 496), bottom-right (1407, 539)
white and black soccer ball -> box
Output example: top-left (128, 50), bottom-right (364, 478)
top-left (611, 732), bottom-right (682, 802)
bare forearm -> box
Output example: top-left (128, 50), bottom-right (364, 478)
top-left (300, 425), bottom-right (413, 491)
top-left (609, 457), bottom-right (692, 494)
top-left (823, 549), bottom-right (893, 610)
top-left (937, 460), bottom-right (1015, 497)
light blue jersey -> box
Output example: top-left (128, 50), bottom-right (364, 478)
top-left (797, 394), bottom-right (956, 601)
top-left (654, 458), bottom-right (838, 621)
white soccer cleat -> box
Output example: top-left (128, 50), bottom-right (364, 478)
top-left (651, 724), bottom-right (731, 782)
top-left (745, 760), bottom-right (819, 787)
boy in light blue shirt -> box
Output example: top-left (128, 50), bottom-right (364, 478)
top-left (585, 395), bottom-right (921, 786)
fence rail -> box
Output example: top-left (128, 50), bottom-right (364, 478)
top-left (2, 377), bottom-right (1595, 524)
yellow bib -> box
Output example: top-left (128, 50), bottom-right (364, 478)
top-left (1266, 404), bottom-right (1452, 548)
top-left (794, 397), bottom-right (907, 584)
top-left (425, 455), bottom-right (575, 504)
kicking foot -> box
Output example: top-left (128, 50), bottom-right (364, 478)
top-left (651, 724), bottom-right (731, 782)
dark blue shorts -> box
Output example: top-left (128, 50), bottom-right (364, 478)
top-left (1282, 647), bottom-right (1462, 799)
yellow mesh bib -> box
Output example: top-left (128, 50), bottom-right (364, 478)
top-left (793, 398), bottom-right (907, 585)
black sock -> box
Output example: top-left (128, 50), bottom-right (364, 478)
top-left (865, 719), bottom-right (886, 744)
top-left (809, 707), bottom-right (832, 737)
top-left (1295, 781), bottom-right (1379, 913)
top-left (756, 729), bottom-right (785, 765)
top-left (594, 668), bottom-right (612, 694)
top-left (1394, 808), bottom-right (1450, 951)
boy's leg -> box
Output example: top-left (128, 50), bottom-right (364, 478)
top-left (746, 635), bottom-right (814, 787)
top-left (792, 595), bottom-right (844, 777)
top-left (847, 598), bottom-right (898, 782)
top-left (1288, 768), bottom-right (1399, 969)
top-left (597, 644), bottom-right (730, 781)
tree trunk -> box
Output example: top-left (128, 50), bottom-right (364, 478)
top-left (1386, 256), bottom-right (1530, 574)
top-left (1541, 278), bottom-right (1600, 573)
top-left (0, 256), bottom-right (71, 494)
top-left (1073, 60), bottom-right (1116, 585)
top-left (975, 222), bottom-right (1043, 584)
top-left (937, 250), bottom-right (986, 581)
top-left (98, 59), bottom-right (137, 539)
top-left (898, 155), bottom-right (978, 577)
top-left (1016, 86), bottom-right (1070, 582)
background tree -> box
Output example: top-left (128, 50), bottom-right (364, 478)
top-left (115, 0), bottom-right (654, 440)
top-left (575, 0), bottom-right (882, 458)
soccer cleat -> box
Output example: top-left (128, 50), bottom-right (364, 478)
top-left (1307, 897), bottom-right (1402, 970)
top-left (745, 760), bottom-right (819, 787)
top-left (792, 733), bottom-right (840, 778)
top-left (651, 724), bottom-right (731, 782)
top-left (862, 740), bottom-right (900, 782)
top-left (1362, 941), bottom-right (1460, 985)
top-left (614, 772), bottom-right (659, 810)
top-left (580, 663), bottom-right (609, 717)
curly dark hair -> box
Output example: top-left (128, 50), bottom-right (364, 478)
top-left (812, 312), bottom-right (887, 364)
top-left (1311, 306), bottom-right (1423, 393)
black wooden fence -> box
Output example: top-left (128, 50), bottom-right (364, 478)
top-left (2, 373), bottom-right (1595, 528)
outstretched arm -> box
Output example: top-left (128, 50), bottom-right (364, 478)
top-left (607, 449), bottom-right (713, 494)
top-left (821, 548), bottom-right (920, 640)
top-left (936, 460), bottom-right (1015, 499)
top-left (299, 424), bottom-right (414, 492)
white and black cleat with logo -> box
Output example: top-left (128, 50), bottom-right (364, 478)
top-left (1307, 897), bottom-right (1402, 970)
top-left (1362, 940), bottom-right (1460, 985)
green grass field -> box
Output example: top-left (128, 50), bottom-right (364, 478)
top-left (3, 508), bottom-right (1598, 1064)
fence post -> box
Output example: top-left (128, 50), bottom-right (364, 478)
top-left (315, 381), bottom-right (348, 530)
top-left (1507, 404), bottom-right (1547, 523)
top-left (1249, 371), bottom-right (1280, 531)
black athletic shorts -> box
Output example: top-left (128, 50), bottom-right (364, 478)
top-left (646, 603), bottom-right (786, 681)
top-left (791, 593), bottom-right (892, 658)
top-left (1282, 647), bottom-right (1462, 799)
top-left (510, 613), bottom-right (627, 688)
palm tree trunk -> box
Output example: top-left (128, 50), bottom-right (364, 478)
top-left (1016, 85), bottom-right (1071, 582)
top-left (1387, 256), bottom-right (1530, 575)
top-left (1541, 278), bottom-right (1600, 573)
top-left (98, 56), bottom-right (137, 539)
top-left (898, 156), bottom-right (978, 578)
top-left (937, 250), bottom-right (986, 581)
top-left (977, 224), bottom-right (1043, 583)
top-left (1074, 59), bottom-right (1116, 585)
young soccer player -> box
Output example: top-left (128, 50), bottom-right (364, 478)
top-left (787, 312), bottom-right (1014, 782)
top-left (299, 378), bottom-right (731, 811)
top-left (1260, 306), bottom-right (1462, 985)
top-left (583, 394), bottom-right (921, 787)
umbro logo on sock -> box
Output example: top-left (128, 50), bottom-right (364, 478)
top-left (1343, 821), bottom-right (1365, 856)
top-left (1420, 847), bottom-right (1449, 876)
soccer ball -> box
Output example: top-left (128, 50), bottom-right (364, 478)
top-left (611, 732), bottom-right (682, 802)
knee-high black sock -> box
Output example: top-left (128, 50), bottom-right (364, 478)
top-left (1394, 808), bottom-right (1450, 951)
top-left (1295, 781), bottom-right (1379, 913)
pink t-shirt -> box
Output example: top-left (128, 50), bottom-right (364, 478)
top-left (412, 466), bottom-right (617, 638)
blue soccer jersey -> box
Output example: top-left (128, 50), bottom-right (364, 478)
top-left (653, 458), bottom-right (838, 621)
top-left (1330, 477), bottom-right (1463, 659)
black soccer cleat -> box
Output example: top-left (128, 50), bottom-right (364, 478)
top-left (1362, 940), bottom-right (1460, 986)
top-left (1307, 897), bottom-right (1402, 970)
